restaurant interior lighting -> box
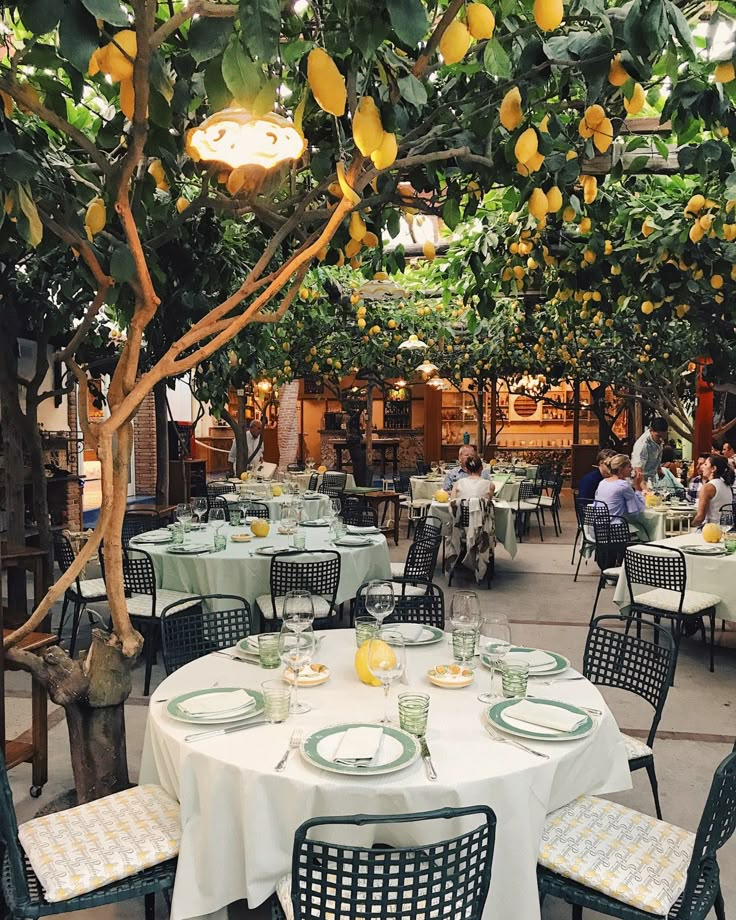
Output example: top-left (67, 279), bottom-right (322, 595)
top-left (399, 334), bottom-right (428, 350)
top-left (186, 107), bottom-right (305, 170)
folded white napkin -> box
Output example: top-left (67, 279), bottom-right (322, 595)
top-left (504, 649), bottom-right (556, 670)
top-left (347, 525), bottom-right (379, 534)
top-left (132, 532), bottom-right (171, 543)
top-left (506, 700), bottom-right (586, 733)
top-left (391, 623), bottom-right (426, 643)
top-left (178, 689), bottom-right (255, 716)
top-left (333, 727), bottom-right (384, 763)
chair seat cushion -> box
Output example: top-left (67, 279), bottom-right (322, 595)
top-left (127, 590), bottom-right (200, 618)
top-left (633, 587), bottom-right (721, 615)
top-left (77, 578), bottom-right (107, 600)
top-left (539, 795), bottom-right (694, 916)
top-left (623, 733), bottom-right (653, 761)
top-left (538, 496), bottom-right (556, 507)
top-left (18, 785), bottom-right (181, 903)
top-left (602, 566), bottom-right (622, 578)
top-left (391, 581), bottom-right (430, 597)
top-left (256, 594), bottom-right (333, 620)
top-left (517, 501), bottom-right (540, 512)
top-left (390, 562), bottom-right (405, 576)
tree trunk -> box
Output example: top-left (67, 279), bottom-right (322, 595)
top-left (153, 380), bottom-right (169, 505)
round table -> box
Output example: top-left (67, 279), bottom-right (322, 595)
top-left (221, 491), bottom-right (330, 522)
top-left (140, 630), bottom-right (630, 920)
top-left (294, 471), bottom-right (357, 491)
top-left (137, 524), bottom-right (391, 608)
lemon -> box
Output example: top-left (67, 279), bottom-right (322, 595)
top-left (370, 131), bottom-right (398, 170)
top-left (641, 217), bottom-right (655, 237)
top-left (148, 159), bottom-right (169, 192)
top-left (533, 0), bottom-right (563, 31)
top-left (702, 523), bottom-right (722, 543)
top-left (583, 248), bottom-right (596, 264)
top-left (499, 86), bottom-right (523, 131)
top-left (85, 197), bottom-right (106, 237)
top-left (0, 89), bottom-right (13, 118)
top-left (353, 97), bottom-right (384, 156)
top-left (604, 239), bottom-right (613, 255)
top-left (175, 197), bottom-right (189, 214)
top-left (699, 213), bottom-right (715, 230)
top-left (546, 186), bottom-right (563, 212)
top-left (240, 471), bottom-right (250, 482)
top-left (624, 83), bottom-right (645, 115)
top-left (423, 240), bottom-right (436, 260)
top-left (578, 217), bottom-right (591, 234)
top-left (119, 78), bottom-right (134, 119)
top-left (608, 54), bottom-right (629, 86)
top-left (582, 175), bottom-right (597, 204)
top-left (434, 489), bottom-right (449, 502)
top-left (440, 20), bottom-right (472, 65)
top-left (99, 30), bottom-right (137, 82)
top-left (355, 639), bottom-right (395, 686)
top-left (307, 48), bottom-right (347, 116)
top-left (528, 188), bottom-right (548, 221)
top-left (467, 3), bottom-right (495, 39)
top-left (250, 519), bottom-right (270, 538)
top-left (711, 274), bottom-right (724, 289)
top-left (349, 211), bottom-right (367, 241)
top-left (715, 61), bottom-right (735, 84)
top-left (724, 224), bottom-right (736, 241)
top-left (584, 104), bottom-right (605, 128)
top-left (562, 205), bottom-right (575, 222)
top-left (363, 231), bottom-right (379, 248)
top-left (684, 194), bottom-right (705, 215)
top-left (514, 127), bottom-right (538, 165)
top-left (593, 117), bottom-right (613, 153)
top-left (641, 300), bottom-right (654, 314)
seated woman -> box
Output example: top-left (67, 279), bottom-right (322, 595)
top-left (452, 455), bottom-right (495, 501)
top-left (594, 453), bottom-right (653, 541)
top-left (691, 454), bottom-right (735, 528)
top-left (651, 446), bottom-right (682, 493)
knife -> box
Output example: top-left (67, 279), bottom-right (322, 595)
top-left (419, 736), bottom-right (437, 781)
top-left (184, 718), bottom-right (267, 742)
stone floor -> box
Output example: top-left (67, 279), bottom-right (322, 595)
top-left (5, 492), bottom-right (735, 919)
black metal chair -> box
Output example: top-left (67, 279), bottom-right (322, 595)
top-left (414, 513), bottom-right (444, 544)
top-left (207, 494), bottom-right (229, 516)
top-left (572, 496), bottom-right (596, 580)
top-left (537, 750), bottom-right (736, 920)
top-left (121, 512), bottom-right (162, 548)
top-left (318, 470), bottom-right (347, 499)
top-left (624, 545), bottom-right (721, 676)
top-left (353, 580), bottom-right (445, 629)
top-left (415, 459), bottom-right (430, 475)
top-left (584, 615), bottom-right (674, 819)
top-left (446, 499), bottom-right (494, 588)
top-left (256, 550), bottom-right (341, 630)
top-left (0, 752), bottom-right (178, 920)
top-left (272, 806), bottom-right (496, 920)
top-left (514, 479), bottom-right (544, 542)
top-left (390, 533), bottom-right (441, 595)
top-left (307, 472), bottom-right (318, 491)
top-left (160, 594), bottom-right (253, 674)
top-left (114, 548), bottom-right (201, 695)
top-left (589, 503), bottom-right (635, 621)
top-left (51, 532), bottom-right (108, 659)
top-left (538, 474), bottom-right (563, 535)
top-left (341, 496), bottom-right (378, 528)
top-left (287, 463), bottom-right (304, 472)
top-left (242, 500), bottom-right (270, 520)
top-left (400, 478), bottom-right (433, 539)
top-left (207, 481), bottom-right (234, 500)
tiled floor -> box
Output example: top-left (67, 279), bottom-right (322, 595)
top-left (5, 491), bottom-right (735, 919)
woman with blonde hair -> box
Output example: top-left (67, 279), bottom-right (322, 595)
top-left (594, 453), bottom-right (656, 541)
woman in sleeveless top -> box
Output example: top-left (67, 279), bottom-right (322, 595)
top-left (692, 454), bottom-right (735, 527)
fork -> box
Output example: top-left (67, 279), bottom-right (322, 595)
top-left (274, 729), bottom-right (303, 772)
top-left (484, 723), bottom-right (549, 759)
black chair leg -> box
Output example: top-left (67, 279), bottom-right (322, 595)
top-left (68, 600), bottom-right (84, 659)
top-left (644, 759), bottom-right (663, 819)
top-left (572, 904), bottom-right (583, 920)
top-left (590, 578), bottom-right (604, 623)
top-left (570, 529), bottom-right (580, 564)
top-left (536, 510), bottom-right (543, 541)
top-left (573, 548), bottom-right (584, 582)
top-left (57, 594), bottom-right (71, 642)
top-left (143, 622), bottom-right (159, 696)
top-left (714, 888), bottom-right (726, 920)
top-left (708, 610), bottom-right (716, 673)
top-left (145, 892), bottom-right (156, 920)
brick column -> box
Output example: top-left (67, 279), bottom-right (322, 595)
top-left (277, 380), bottom-right (299, 471)
top-left (65, 387), bottom-right (83, 530)
top-left (133, 389), bottom-right (157, 495)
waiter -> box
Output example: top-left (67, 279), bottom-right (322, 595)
top-left (228, 419), bottom-right (264, 474)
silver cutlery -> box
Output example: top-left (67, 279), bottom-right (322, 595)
top-left (274, 729), bottom-right (303, 771)
top-left (154, 680), bottom-right (220, 704)
top-left (484, 723), bottom-right (549, 759)
top-left (184, 718), bottom-right (267, 742)
top-left (527, 695), bottom-right (601, 716)
top-left (419, 736), bottom-right (437, 781)
top-left (534, 676), bottom-right (585, 685)
top-left (212, 651), bottom-right (259, 664)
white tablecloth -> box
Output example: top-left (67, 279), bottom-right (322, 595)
top-left (295, 472), bottom-right (357, 491)
top-left (140, 630), bottom-right (630, 920)
top-left (221, 492), bottom-right (330, 522)
top-left (613, 532), bottom-right (736, 623)
top-left (430, 501), bottom-right (518, 559)
top-left (411, 475), bottom-right (522, 504)
top-left (138, 524), bottom-right (391, 607)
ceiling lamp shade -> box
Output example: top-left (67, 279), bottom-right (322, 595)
top-left (186, 107), bottom-right (305, 170)
top-left (399, 334), bottom-right (428, 350)
top-left (416, 359), bottom-right (438, 376)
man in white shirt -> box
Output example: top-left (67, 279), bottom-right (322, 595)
top-left (228, 419), bottom-right (264, 474)
top-left (631, 417), bottom-right (668, 482)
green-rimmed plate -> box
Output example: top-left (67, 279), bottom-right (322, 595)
top-left (480, 646), bottom-right (569, 676)
top-left (166, 544), bottom-right (210, 555)
top-left (681, 544), bottom-right (727, 556)
top-left (386, 625), bottom-right (444, 646)
top-left (487, 699), bottom-right (594, 742)
top-left (300, 723), bottom-right (420, 776)
top-left (166, 687), bottom-right (264, 724)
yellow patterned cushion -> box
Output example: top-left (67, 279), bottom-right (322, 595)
top-left (539, 796), bottom-right (694, 916)
top-left (623, 734), bottom-right (653, 760)
top-left (18, 785), bottom-right (181, 903)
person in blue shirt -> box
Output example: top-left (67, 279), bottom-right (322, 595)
top-left (577, 448), bottom-right (616, 501)
top-left (442, 445), bottom-right (491, 491)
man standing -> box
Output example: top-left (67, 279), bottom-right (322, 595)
top-left (722, 441), bottom-right (736, 470)
top-left (442, 444), bottom-right (491, 491)
top-left (631, 417), bottom-right (668, 482)
top-left (228, 419), bottom-right (264, 475)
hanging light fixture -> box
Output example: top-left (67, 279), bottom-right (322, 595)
top-left (416, 358), bottom-right (438, 376)
top-left (399, 334), bottom-right (428, 350)
top-left (186, 106), bottom-right (305, 170)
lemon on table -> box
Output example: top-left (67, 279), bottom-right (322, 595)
top-left (434, 489), bottom-right (449, 503)
top-left (250, 519), bottom-right (270, 538)
top-left (355, 639), bottom-right (396, 686)
top-left (271, 485), bottom-right (282, 497)
top-left (702, 523), bottom-right (722, 543)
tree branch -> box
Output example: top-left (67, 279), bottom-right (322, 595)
top-left (151, 0), bottom-right (238, 47)
top-left (413, 0), bottom-right (465, 77)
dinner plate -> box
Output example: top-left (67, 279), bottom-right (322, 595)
top-left (487, 699), bottom-right (594, 742)
top-left (302, 519), bottom-right (329, 527)
top-left (255, 546), bottom-right (284, 556)
top-left (300, 723), bottom-right (420, 776)
top-left (346, 525), bottom-right (381, 535)
top-left (166, 687), bottom-right (264, 724)
top-left (130, 531), bottom-right (172, 544)
top-left (480, 646), bottom-right (569, 675)
top-left (333, 536), bottom-right (375, 547)
top-left (681, 544), bottom-right (727, 556)
top-left (236, 637), bottom-right (262, 658)
top-left (166, 544), bottom-right (211, 555)
top-left (386, 625), bottom-right (444, 646)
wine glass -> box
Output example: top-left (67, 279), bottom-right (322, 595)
top-left (429, 461), bottom-right (438, 477)
top-left (279, 627), bottom-right (316, 714)
top-left (450, 591), bottom-right (481, 665)
top-left (364, 580), bottom-right (395, 626)
top-left (329, 497), bottom-right (342, 519)
top-left (367, 629), bottom-right (406, 724)
top-left (282, 589), bottom-right (315, 633)
top-left (192, 496), bottom-right (208, 527)
top-left (176, 502), bottom-right (193, 540)
top-left (719, 508), bottom-right (734, 538)
top-left (281, 504), bottom-right (297, 534)
top-left (477, 614), bottom-right (512, 703)
top-left (209, 506), bottom-right (226, 535)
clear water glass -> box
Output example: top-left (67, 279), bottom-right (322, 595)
top-left (258, 634), bottom-right (281, 668)
top-left (450, 591), bottom-right (481, 660)
top-left (209, 507), bottom-right (226, 535)
top-left (261, 679), bottom-right (290, 723)
top-left (176, 503), bottom-right (193, 537)
top-left (477, 614), bottom-right (511, 703)
top-left (367, 629), bottom-right (406, 724)
top-left (282, 590), bottom-right (315, 633)
top-left (330, 497), bottom-right (342, 519)
top-left (398, 692), bottom-right (430, 736)
top-left (355, 615), bottom-right (379, 647)
top-left (278, 627), bottom-right (316, 714)
top-left (501, 661), bottom-right (529, 699)
top-left (719, 509), bottom-right (734, 538)
top-left (364, 580), bottom-right (395, 626)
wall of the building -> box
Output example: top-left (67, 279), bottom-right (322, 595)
top-left (133, 389), bottom-right (157, 496)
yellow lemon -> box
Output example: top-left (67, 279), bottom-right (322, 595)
top-left (641, 216), bottom-right (655, 237)
top-left (439, 20), bottom-right (472, 65)
top-left (578, 216), bottom-right (592, 234)
top-left (99, 30), bottom-right (137, 82)
top-left (593, 117), bottom-right (613, 153)
top-left (703, 522), bottom-right (722, 543)
top-left (546, 186), bottom-right (563, 212)
top-left (176, 197), bottom-right (188, 214)
top-left (307, 48), bottom-right (347, 116)
top-left (250, 519), bottom-right (270, 538)
top-left (711, 274), bottom-right (724, 289)
top-left (370, 131), bottom-right (398, 170)
top-left (534, 0), bottom-right (563, 31)
top-left (467, 3), bottom-right (495, 39)
top-left (423, 240), bottom-right (436, 260)
top-left (499, 86), bottom-right (523, 131)
top-left (353, 97), bottom-right (384, 156)
top-left (271, 485), bottom-right (282, 497)
top-left (84, 197), bottom-right (106, 237)
top-left (514, 127), bottom-right (538, 165)
top-left (355, 639), bottom-right (396, 686)
top-left (624, 83), bottom-right (645, 115)
top-left (349, 211), bottom-right (367, 241)
top-left (240, 471), bottom-right (250, 482)
top-left (528, 187), bottom-right (548, 221)
top-left (434, 489), bottom-right (449, 502)
top-left (684, 194), bottom-right (705, 215)
top-left (582, 175), bottom-right (597, 204)
top-left (148, 158), bottom-right (169, 192)
top-left (119, 76), bottom-right (134, 118)
top-left (641, 300), bottom-right (654, 314)
top-left (562, 205), bottom-right (575, 222)
top-left (715, 61), bottom-right (735, 84)
top-left (317, 465), bottom-right (327, 474)
top-left (608, 54), bottom-right (629, 86)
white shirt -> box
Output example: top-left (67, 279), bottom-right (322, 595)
top-left (453, 476), bottom-right (494, 500)
top-left (228, 431), bottom-right (264, 469)
top-left (703, 477), bottom-right (733, 524)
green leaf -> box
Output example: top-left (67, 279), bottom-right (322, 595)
top-left (148, 89), bottom-right (172, 127)
top-left (251, 77), bottom-right (277, 116)
top-left (222, 40), bottom-right (262, 107)
top-left (387, 0), bottom-right (429, 47)
top-left (483, 38), bottom-right (511, 78)
top-left (19, 0), bottom-right (60, 33)
top-left (150, 52), bottom-right (175, 103)
top-left (189, 17), bottom-right (234, 64)
top-left (16, 184), bottom-right (43, 247)
top-left (205, 57), bottom-right (231, 111)
top-left (238, 0), bottom-right (281, 61)
top-left (443, 197), bottom-right (462, 230)
top-left (397, 75), bottom-right (427, 107)
top-left (110, 245), bottom-right (136, 282)
top-left (666, 2), bottom-right (695, 57)
top-left (59, 0), bottom-right (99, 74)
top-left (79, 0), bottom-right (128, 26)
top-left (4, 150), bottom-right (37, 181)
top-left (281, 38), bottom-right (312, 65)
